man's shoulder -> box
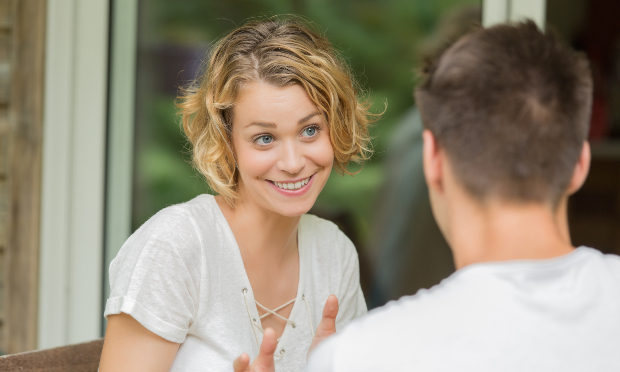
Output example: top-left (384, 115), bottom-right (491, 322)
top-left (578, 246), bottom-right (620, 267)
top-left (321, 248), bottom-right (620, 371)
top-left (315, 280), bottom-right (465, 371)
top-left (343, 247), bottom-right (620, 336)
top-left (338, 274), bottom-right (468, 339)
top-left (575, 246), bottom-right (620, 287)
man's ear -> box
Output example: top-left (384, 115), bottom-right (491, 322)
top-left (566, 141), bottom-right (591, 195)
top-left (422, 129), bottom-right (443, 194)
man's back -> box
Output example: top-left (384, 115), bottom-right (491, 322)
top-left (308, 247), bottom-right (620, 372)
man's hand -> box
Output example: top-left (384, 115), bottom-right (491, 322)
top-left (308, 294), bottom-right (339, 356)
top-left (233, 328), bottom-right (277, 372)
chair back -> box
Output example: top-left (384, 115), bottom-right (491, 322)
top-left (0, 339), bottom-right (104, 372)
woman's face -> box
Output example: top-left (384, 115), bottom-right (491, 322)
top-left (231, 81), bottom-right (334, 217)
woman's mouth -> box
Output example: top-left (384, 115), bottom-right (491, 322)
top-left (269, 175), bottom-right (311, 190)
top-left (267, 174), bottom-right (315, 196)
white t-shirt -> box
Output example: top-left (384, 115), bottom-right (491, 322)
top-left (105, 194), bottom-right (367, 372)
top-left (307, 247), bottom-right (620, 372)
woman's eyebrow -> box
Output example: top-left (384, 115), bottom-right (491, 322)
top-left (246, 112), bottom-right (321, 129)
top-left (298, 112), bottom-right (320, 125)
top-left (246, 121), bottom-right (276, 128)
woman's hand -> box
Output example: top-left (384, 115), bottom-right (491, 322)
top-left (232, 295), bottom-right (339, 372)
top-left (308, 294), bottom-right (339, 356)
top-left (233, 328), bottom-right (278, 372)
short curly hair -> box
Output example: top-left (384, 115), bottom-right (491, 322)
top-left (177, 16), bottom-right (379, 206)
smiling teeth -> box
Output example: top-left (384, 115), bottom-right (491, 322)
top-left (273, 176), bottom-right (310, 190)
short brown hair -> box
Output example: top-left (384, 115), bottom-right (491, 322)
top-left (177, 16), bottom-right (378, 206)
top-left (415, 21), bottom-right (592, 205)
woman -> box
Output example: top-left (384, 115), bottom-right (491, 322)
top-left (99, 16), bottom-right (378, 372)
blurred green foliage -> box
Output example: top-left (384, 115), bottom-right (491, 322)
top-left (131, 0), bottom-right (480, 244)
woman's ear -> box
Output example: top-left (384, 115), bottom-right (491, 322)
top-left (566, 141), bottom-right (591, 195)
top-left (422, 129), bottom-right (444, 194)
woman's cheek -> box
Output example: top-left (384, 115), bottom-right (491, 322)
top-left (238, 146), bottom-right (277, 177)
top-left (312, 135), bottom-right (335, 169)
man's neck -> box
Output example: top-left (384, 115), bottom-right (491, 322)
top-left (447, 197), bottom-right (574, 270)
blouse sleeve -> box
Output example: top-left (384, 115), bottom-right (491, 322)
top-left (334, 231), bottom-right (368, 330)
top-left (104, 206), bottom-right (203, 343)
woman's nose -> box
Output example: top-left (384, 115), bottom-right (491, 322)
top-left (276, 140), bottom-right (306, 175)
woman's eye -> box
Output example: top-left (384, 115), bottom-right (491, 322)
top-left (302, 126), bottom-right (318, 137)
top-left (255, 135), bottom-right (274, 145)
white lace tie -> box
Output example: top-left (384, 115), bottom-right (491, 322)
top-left (242, 288), bottom-right (315, 357)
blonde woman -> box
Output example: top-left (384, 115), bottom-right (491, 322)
top-left (99, 16), bottom-right (378, 372)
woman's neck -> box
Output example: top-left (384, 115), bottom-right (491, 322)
top-left (215, 194), bottom-right (301, 266)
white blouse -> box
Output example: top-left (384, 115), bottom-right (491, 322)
top-left (105, 194), bottom-right (367, 372)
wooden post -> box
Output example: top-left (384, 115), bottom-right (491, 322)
top-left (1, 0), bottom-right (46, 354)
top-left (0, 0), bottom-right (9, 355)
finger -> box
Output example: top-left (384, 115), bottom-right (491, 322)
top-left (255, 328), bottom-right (277, 369)
top-left (308, 295), bottom-right (339, 357)
top-left (233, 353), bottom-right (250, 372)
top-left (323, 294), bottom-right (339, 319)
top-left (317, 294), bottom-right (339, 337)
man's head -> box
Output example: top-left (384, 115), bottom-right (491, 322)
top-left (416, 21), bottom-right (593, 230)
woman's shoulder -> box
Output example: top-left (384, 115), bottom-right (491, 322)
top-left (300, 213), bottom-right (345, 238)
top-left (152, 193), bottom-right (218, 218)
top-left (300, 214), bottom-right (358, 259)
top-left (138, 194), bottom-right (219, 233)
top-left (118, 194), bottom-right (222, 258)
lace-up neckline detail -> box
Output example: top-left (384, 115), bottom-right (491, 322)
top-left (255, 298), bottom-right (297, 332)
top-left (242, 288), bottom-right (315, 356)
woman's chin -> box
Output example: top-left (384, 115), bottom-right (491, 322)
top-left (270, 199), bottom-right (316, 218)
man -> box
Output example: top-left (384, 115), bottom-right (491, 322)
top-left (235, 21), bottom-right (620, 372)
top-left (305, 20), bottom-right (620, 371)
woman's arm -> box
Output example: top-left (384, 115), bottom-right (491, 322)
top-left (99, 313), bottom-right (180, 372)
